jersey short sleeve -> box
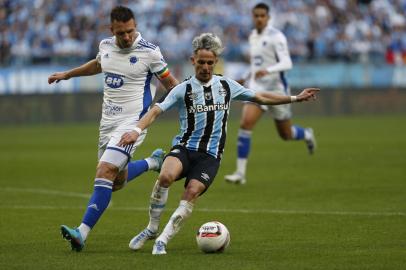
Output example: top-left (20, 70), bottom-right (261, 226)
top-left (155, 83), bottom-right (184, 112)
top-left (225, 78), bottom-right (256, 101)
top-left (96, 41), bottom-right (103, 64)
top-left (149, 46), bottom-right (168, 75)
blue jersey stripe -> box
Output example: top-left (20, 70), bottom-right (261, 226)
top-left (139, 39), bottom-right (157, 50)
top-left (139, 71), bottom-right (153, 119)
top-left (280, 71), bottom-right (288, 94)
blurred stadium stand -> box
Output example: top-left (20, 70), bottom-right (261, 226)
top-left (1, 0), bottom-right (406, 123)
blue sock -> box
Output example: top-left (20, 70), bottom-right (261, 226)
top-left (127, 160), bottom-right (149, 182)
top-left (291, 125), bottom-right (305, 140)
top-left (82, 178), bottom-right (113, 229)
top-left (237, 129), bottom-right (252, 158)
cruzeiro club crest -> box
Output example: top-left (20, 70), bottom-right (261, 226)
top-left (129, 56), bottom-right (138, 65)
top-left (204, 92), bottom-right (212, 101)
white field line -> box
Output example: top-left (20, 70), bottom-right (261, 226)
top-left (2, 187), bottom-right (91, 199)
top-left (1, 187), bottom-right (405, 217)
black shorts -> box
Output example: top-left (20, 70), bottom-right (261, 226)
top-left (165, 145), bottom-right (220, 194)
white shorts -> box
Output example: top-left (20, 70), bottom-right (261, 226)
top-left (247, 87), bottom-right (292, 121)
top-left (98, 121), bottom-right (147, 171)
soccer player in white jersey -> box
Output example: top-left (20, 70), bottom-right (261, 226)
top-left (225, 3), bottom-right (317, 185)
top-left (47, 6), bottom-right (178, 252)
top-left (117, 33), bottom-right (319, 255)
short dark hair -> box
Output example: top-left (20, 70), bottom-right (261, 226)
top-left (253, 3), bottom-right (270, 14)
top-left (110, 6), bottom-right (135, 23)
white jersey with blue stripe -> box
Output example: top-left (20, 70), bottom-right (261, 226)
top-left (96, 33), bottom-right (167, 125)
top-left (248, 25), bottom-right (291, 93)
top-left (157, 75), bottom-right (256, 159)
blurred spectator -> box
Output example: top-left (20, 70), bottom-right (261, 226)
top-left (0, 0), bottom-right (405, 66)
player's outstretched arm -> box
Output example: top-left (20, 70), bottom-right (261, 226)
top-left (253, 88), bottom-right (319, 105)
top-left (117, 105), bottom-right (163, 147)
top-left (48, 59), bottom-right (102, 84)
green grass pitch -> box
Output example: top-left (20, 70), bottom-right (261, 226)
top-left (0, 115), bottom-right (405, 269)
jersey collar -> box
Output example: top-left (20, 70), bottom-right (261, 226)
top-left (192, 75), bottom-right (215, 87)
top-left (253, 22), bottom-right (270, 36)
top-left (112, 32), bottom-right (142, 52)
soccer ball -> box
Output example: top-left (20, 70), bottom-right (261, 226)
top-left (196, 221), bottom-right (230, 253)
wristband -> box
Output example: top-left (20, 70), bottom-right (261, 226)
top-left (290, 96), bottom-right (297, 103)
top-left (133, 126), bottom-right (142, 135)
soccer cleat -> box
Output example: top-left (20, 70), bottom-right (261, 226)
top-left (224, 172), bottom-right (246, 185)
top-left (129, 228), bottom-right (158, 251)
top-left (152, 240), bottom-right (167, 255)
top-left (305, 128), bottom-right (317, 155)
top-left (60, 225), bottom-right (84, 252)
top-left (149, 148), bottom-right (166, 172)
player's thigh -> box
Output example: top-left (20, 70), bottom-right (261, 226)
top-left (99, 123), bottom-right (147, 172)
top-left (240, 102), bottom-right (264, 129)
top-left (185, 153), bottom-right (220, 196)
top-left (159, 145), bottom-right (190, 186)
top-left (268, 87), bottom-right (292, 122)
top-left (159, 156), bottom-right (184, 184)
top-left (269, 102), bottom-right (292, 122)
top-left (182, 179), bottom-right (207, 203)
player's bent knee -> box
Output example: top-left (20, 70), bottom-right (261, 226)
top-left (112, 178), bottom-right (126, 192)
top-left (184, 184), bottom-right (204, 200)
top-left (240, 120), bottom-right (255, 130)
top-left (279, 132), bottom-right (291, 140)
top-left (96, 161), bottom-right (119, 180)
top-left (158, 172), bottom-right (176, 188)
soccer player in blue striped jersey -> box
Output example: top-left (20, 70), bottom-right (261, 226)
top-left (47, 6), bottom-right (178, 252)
top-left (225, 3), bottom-right (317, 185)
top-left (118, 33), bottom-right (319, 255)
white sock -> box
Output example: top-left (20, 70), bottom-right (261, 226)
top-left (147, 180), bottom-right (169, 233)
top-left (291, 126), bottom-right (297, 139)
top-left (304, 128), bottom-right (312, 140)
top-left (145, 157), bottom-right (159, 171)
top-left (78, 223), bottom-right (91, 241)
top-left (236, 158), bottom-right (247, 176)
top-left (156, 200), bottom-right (193, 244)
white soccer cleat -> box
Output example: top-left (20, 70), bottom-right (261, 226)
top-left (305, 128), bottom-right (317, 155)
top-left (152, 240), bottom-right (167, 255)
top-left (224, 172), bottom-right (246, 185)
top-left (148, 148), bottom-right (166, 172)
top-left (129, 228), bottom-right (157, 251)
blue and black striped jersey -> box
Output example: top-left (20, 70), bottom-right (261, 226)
top-left (157, 75), bottom-right (256, 159)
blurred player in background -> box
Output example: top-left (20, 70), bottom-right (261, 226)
top-left (225, 2), bottom-right (317, 185)
top-left (118, 33), bottom-right (319, 255)
top-left (48, 6), bottom-right (178, 251)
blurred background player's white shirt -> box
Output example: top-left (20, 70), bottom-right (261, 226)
top-left (96, 33), bottom-right (167, 125)
top-left (248, 24), bottom-right (292, 92)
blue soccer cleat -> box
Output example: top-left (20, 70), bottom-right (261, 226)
top-left (61, 225), bottom-right (84, 252)
top-left (149, 148), bottom-right (166, 172)
top-left (152, 240), bottom-right (167, 255)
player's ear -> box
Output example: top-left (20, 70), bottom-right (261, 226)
top-left (190, 56), bottom-right (195, 65)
